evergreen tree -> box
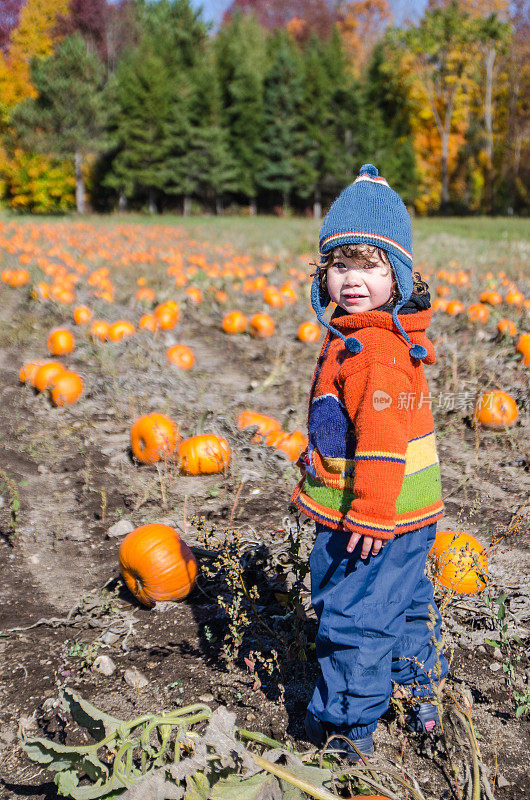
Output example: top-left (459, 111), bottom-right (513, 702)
top-left (215, 11), bottom-right (267, 212)
top-left (359, 40), bottom-right (418, 205)
top-left (135, 0), bottom-right (209, 72)
top-left (181, 42), bottom-right (239, 214)
top-left (255, 28), bottom-right (304, 211)
top-left (10, 31), bottom-right (109, 213)
top-left (103, 44), bottom-right (176, 213)
top-left (296, 26), bottom-right (360, 215)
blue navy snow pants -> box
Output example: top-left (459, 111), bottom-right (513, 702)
top-left (308, 520), bottom-right (449, 738)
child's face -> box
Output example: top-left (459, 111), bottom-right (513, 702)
top-left (325, 248), bottom-right (393, 313)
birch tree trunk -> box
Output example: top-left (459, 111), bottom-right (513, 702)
top-left (74, 149), bottom-right (86, 214)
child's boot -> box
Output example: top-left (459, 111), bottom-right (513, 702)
top-left (304, 710), bottom-right (374, 763)
top-left (404, 701), bottom-right (440, 733)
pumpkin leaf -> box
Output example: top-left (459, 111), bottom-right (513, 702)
top-left (55, 771), bottom-right (128, 800)
top-left (61, 687), bottom-right (123, 739)
top-left (210, 772), bottom-right (282, 800)
top-left (19, 734), bottom-right (108, 780)
top-left (184, 771), bottom-right (211, 799)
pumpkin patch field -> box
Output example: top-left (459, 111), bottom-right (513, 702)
top-left (0, 214), bottom-right (529, 799)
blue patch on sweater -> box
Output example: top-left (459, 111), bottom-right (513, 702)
top-left (309, 394), bottom-right (357, 459)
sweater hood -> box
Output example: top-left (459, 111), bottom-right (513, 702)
top-left (328, 307), bottom-right (437, 365)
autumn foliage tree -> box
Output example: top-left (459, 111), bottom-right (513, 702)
top-left (337, 0), bottom-right (393, 75)
top-left (223, 0), bottom-right (338, 38)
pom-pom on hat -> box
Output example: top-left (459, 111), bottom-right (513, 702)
top-left (311, 163), bottom-right (428, 362)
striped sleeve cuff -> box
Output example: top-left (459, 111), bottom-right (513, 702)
top-left (342, 511), bottom-right (396, 540)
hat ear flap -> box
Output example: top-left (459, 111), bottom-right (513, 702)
top-left (386, 252), bottom-right (413, 311)
top-left (310, 270), bottom-right (330, 318)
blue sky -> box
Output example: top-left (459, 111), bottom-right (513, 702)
top-left (189, 0), bottom-right (429, 30)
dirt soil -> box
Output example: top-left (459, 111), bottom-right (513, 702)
top-left (0, 219), bottom-right (529, 800)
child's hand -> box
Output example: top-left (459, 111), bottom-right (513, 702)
top-left (346, 533), bottom-right (386, 559)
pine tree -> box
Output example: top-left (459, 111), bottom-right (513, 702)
top-left (181, 43), bottom-right (238, 214)
top-left (358, 40), bottom-right (418, 205)
top-left (103, 44), bottom-right (175, 213)
top-left (10, 31), bottom-right (109, 212)
top-left (215, 10), bottom-right (267, 212)
top-left (255, 29), bottom-right (304, 212)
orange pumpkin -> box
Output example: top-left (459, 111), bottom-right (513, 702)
top-left (19, 359), bottom-right (45, 384)
top-left (119, 524), bottom-right (198, 607)
top-left (108, 320), bottom-right (135, 342)
top-left (505, 288), bottom-right (524, 307)
top-left (445, 300), bottom-right (465, 316)
top-left (215, 289), bottom-right (228, 303)
top-left (73, 305), bottom-right (92, 325)
top-left (515, 333), bottom-right (530, 365)
top-left (473, 390), bottom-right (518, 429)
top-left (166, 344), bottom-right (195, 369)
top-left (429, 530), bottom-right (488, 594)
top-left (136, 287), bottom-right (155, 303)
top-left (179, 434), bottom-right (231, 475)
top-left (436, 285), bottom-right (450, 297)
top-left (130, 413), bottom-right (180, 463)
top-left (497, 319), bottom-right (517, 337)
top-left (47, 328), bottom-right (75, 355)
top-left (266, 429), bottom-right (308, 461)
top-left (154, 301), bottom-right (179, 330)
top-left (185, 286), bottom-right (203, 303)
top-left (90, 320), bottom-right (110, 342)
top-left (138, 313), bottom-right (158, 332)
top-left (249, 313), bottom-right (275, 338)
top-left (222, 311), bottom-right (248, 334)
top-left (49, 370), bottom-right (83, 406)
top-left (33, 362), bottom-right (66, 392)
top-left (480, 290), bottom-right (502, 306)
top-left (262, 286), bottom-right (284, 307)
top-left (432, 298), bottom-right (449, 312)
top-left (297, 321), bottom-right (320, 342)
top-left (467, 303), bottom-right (490, 323)
top-left (237, 410), bottom-right (281, 443)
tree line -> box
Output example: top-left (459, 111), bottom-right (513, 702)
top-left (0, 0), bottom-right (527, 216)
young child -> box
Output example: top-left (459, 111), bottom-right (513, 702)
top-left (291, 163), bottom-right (448, 760)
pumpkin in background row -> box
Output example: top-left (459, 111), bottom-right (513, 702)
top-left (33, 361), bottom-right (65, 392)
top-left (90, 320), bottom-right (110, 341)
top-left (265, 429), bottom-right (308, 461)
top-left (47, 328), bottom-right (75, 355)
top-left (467, 303), bottom-right (490, 323)
top-left (497, 319), bottom-right (517, 337)
top-left (222, 311), bottom-right (247, 334)
top-left (297, 321), bottom-right (320, 342)
top-left (19, 359), bottom-right (44, 384)
top-left (179, 434), bottom-right (231, 475)
top-left (73, 305), bottom-right (92, 325)
top-left (237, 410), bottom-right (281, 443)
top-left (480, 290), bottom-right (502, 306)
top-left (166, 344), bottom-right (195, 369)
top-left (108, 320), bottom-right (135, 342)
top-left (249, 313), bottom-right (275, 338)
top-left (516, 333), bottom-right (530, 365)
top-left (130, 413), bottom-right (180, 463)
top-left (119, 524), bottom-right (198, 607)
top-left (50, 371), bottom-right (83, 406)
top-left (473, 390), bottom-right (518, 429)
top-left (429, 530), bottom-right (488, 594)
top-left (138, 313), bottom-right (158, 332)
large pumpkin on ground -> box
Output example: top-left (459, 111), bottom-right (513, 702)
top-left (50, 371), bottom-right (83, 406)
top-left (429, 530), bottom-right (488, 594)
top-left (130, 413), bottom-right (180, 463)
top-left (47, 328), bottom-right (75, 355)
top-left (473, 391), bottom-right (518, 429)
top-left (237, 410), bottom-right (281, 443)
top-left (119, 524), bottom-right (198, 607)
top-left (179, 434), bottom-right (231, 475)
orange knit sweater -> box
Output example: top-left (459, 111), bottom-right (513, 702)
top-left (291, 307), bottom-right (444, 539)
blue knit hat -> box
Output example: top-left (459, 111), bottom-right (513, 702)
top-left (311, 163), bottom-right (428, 361)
